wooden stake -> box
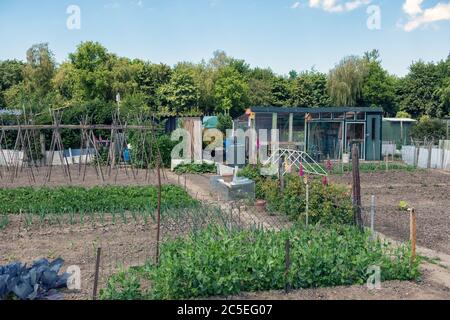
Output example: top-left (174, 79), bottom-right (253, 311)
top-left (409, 208), bottom-right (417, 264)
top-left (92, 247), bottom-right (102, 300)
top-left (352, 144), bottom-right (363, 230)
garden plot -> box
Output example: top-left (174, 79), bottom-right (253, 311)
top-left (330, 170), bottom-right (450, 255)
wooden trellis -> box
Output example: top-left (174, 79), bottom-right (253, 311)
top-left (0, 110), bottom-right (165, 186)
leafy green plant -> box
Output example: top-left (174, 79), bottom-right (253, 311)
top-left (174, 162), bottom-right (217, 175)
top-left (100, 266), bottom-right (151, 300)
top-left (398, 200), bottom-right (409, 211)
top-left (239, 166), bottom-right (353, 225)
top-left (0, 185), bottom-right (197, 215)
top-left (103, 224), bottom-right (421, 300)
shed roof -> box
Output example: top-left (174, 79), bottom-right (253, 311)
top-left (248, 106), bottom-right (383, 114)
top-left (383, 118), bottom-right (417, 123)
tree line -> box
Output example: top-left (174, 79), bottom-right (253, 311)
top-left (0, 41), bottom-right (449, 126)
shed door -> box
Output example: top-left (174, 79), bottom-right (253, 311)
top-left (366, 114), bottom-right (381, 161)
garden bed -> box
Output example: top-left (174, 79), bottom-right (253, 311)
top-left (100, 225), bottom-right (420, 300)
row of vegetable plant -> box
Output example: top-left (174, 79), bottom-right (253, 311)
top-left (100, 224), bottom-right (421, 300)
top-left (0, 185), bottom-right (197, 215)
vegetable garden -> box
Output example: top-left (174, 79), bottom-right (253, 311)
top-left (2, 157), bottom-right (446, 300)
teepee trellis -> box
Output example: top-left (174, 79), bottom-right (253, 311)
top-left (0, 109), bottom-right (163, 186)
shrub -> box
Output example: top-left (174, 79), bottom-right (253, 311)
top-left (411, 116), bottom-right (446, 142)
top-left (239, 166), bottom-right (353, 225)
top-left (238, 165), bottom-right (278, 201)
top-left (100, 266), bottom-right (149, 300)
top-left (174, 162), bottom-right (216, 175)
top-left (104, 225), bottom-right (420, 300)
top-left (279, 175), bottom-right (353, 225)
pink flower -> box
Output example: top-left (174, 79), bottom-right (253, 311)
top-left (322, 176), bottom-right (328, 186)
top-left (299, 163), bottom-right (304, 177)
top-left (326, 160), bottom-right (333, 172)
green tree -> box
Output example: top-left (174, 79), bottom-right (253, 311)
top-left (216, 113), bottom-right (233, 134)
top-left (135, 62), bottom-right (172, 108)
top-left (68, 41), bottom-right (114, 101)
top-left (411, 116), bottom-right (446, 142)
top-left (248, 68), bottom-right (275, 106)
top-left (328, 56), bottom-right (367, 107)
top-left (291, 71), bottom-right (330, 107)
top-left (397, 60), bottom-right (448, 118)
top-left (23, 43), bottom-right (56, 97)
top-left (0, 60), bottom-right (24, 108)
top-left (361, 50), bottom-right (397, 115)
top-left (214, 66), bottom-right (249, 117)
top-left (157, 69), bottom-right (200, 115)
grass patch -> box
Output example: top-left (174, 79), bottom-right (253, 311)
top-left (327, 162), bottom-right (419, 174)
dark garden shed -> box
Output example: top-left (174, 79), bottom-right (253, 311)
top-left (234, 107), bottom-right (383, 161)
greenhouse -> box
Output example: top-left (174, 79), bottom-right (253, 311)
top-left (382, 118), bottom-right (417, 146)
top-left (234, 107), bottom-right (383, 161)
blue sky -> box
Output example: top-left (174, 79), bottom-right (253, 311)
top-left (0, 0), bottom-right (449, 76)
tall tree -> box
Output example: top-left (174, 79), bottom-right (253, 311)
top-left (397, 60), bottom-right (448, 118)
top-left (135, 62), bottom-right (172, 109)
top-left (328, 56), bottom-right (367, 107)
top-left (360, 50), bottom-right (397, 115)
top-left (23, 43), bottom-right (56, 97)
top-left (291, 71), bottom-right (330, 107)
top-left (157, 69), bottom-right (200, 115)
top-left (68, 41), bottom-right (114, 101)
top-left (214, 66), bottom-right (249, 117)
top-left (0, 60), bottom-right (24, 108)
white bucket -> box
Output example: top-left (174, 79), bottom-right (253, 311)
top-left (342, 153), bottom-right (350, 164)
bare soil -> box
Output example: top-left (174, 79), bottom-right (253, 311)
top-left (0, 165), bottom-right (169, 188)
top-left (330, 170), bottom-right (450, 255)
top-left (0, 215), bottom-right (158, 300)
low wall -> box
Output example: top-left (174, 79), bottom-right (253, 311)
top-left (0, 149), bottom-right (95, 166)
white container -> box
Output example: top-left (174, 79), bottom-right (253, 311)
top-left (342, 153), bottom-right (350, 164)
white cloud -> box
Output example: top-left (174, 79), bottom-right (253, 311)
top-left (306, 0), bottom-right (371, 13)
top-left (401, 0), bottom-right (450, 31)
top-left (403, 0), bottom-right (423, 16)
top-left (291, 1), bottom-right (301, 9)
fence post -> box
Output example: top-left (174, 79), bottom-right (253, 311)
top-left (409, 208), bottom-right (417, 264)
top-left (278, 156), bottom-right (285, 192)
top-left (352, 145), bottom-right (363, 230)
top-left (284, 238), bottom-right (291, 294)
top-left (92, 247), bottom-right (102, 300)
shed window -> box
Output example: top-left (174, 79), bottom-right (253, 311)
top-left (356, 112), bottom-right (366, 120)
top-left (321, 112), bottom-right (332, 119)
top-left (333, 112), bottom-right (345, 119)
top-left (346, 112), bottom-right (355, 120)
